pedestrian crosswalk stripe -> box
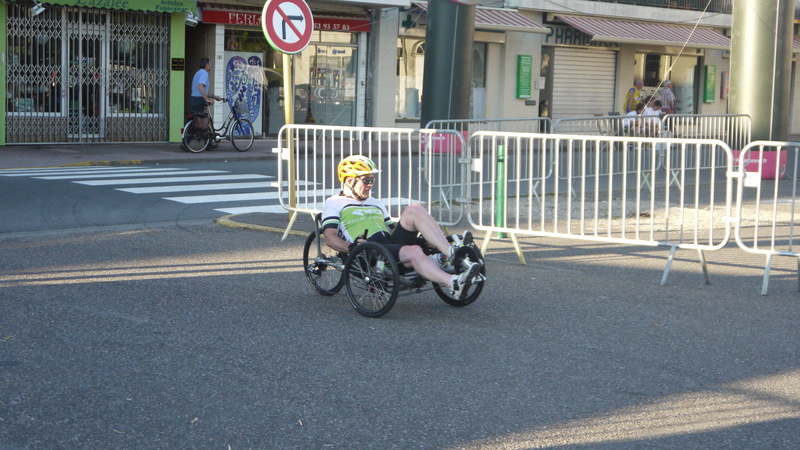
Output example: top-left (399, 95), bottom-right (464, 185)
top-left (118, 181), bottom-right (272, 194)
top-left (0, 166), bottom-right (141, 174)
top-left (36, 170), bottom-right (226, 180)
top-left (115, 180), bottom-right (318, 194)
top-left (165, 192), bottom-right (288, 204)
top-left (75, 174), bottom-right (271, 186)
top-left (215, 205), bottom-right (289, 214)
top-left (1, 167), bottom-right (190, 177)
top-left (2, 165), bottom-right (311, 216)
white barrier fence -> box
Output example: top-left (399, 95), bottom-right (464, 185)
top-left (553, 116), bottom-right (667, 191)
top-left (425, 118), bottom-right (555, 197)
top-left (275, 124), bottom-right (797, 295)
top-left (425, 117), bottom-right (553, 134)
top-left (554, 114), bottom-right (752, 176)
top-left (733, 141), bottom-right (800, 294)
top-left (664, 114), bottom-right (752, 151)
top-left (275, 125), bottom-right (467, 237)
top-left (554, 115), bottom-right (663, 138)
top-left (469, 131), bottom-right (733, 284)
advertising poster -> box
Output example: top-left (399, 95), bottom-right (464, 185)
top-left (224, 51), bottom-right (264, 137)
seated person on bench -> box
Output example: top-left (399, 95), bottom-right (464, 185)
top-left (321, 155), bottom-right (481, 299)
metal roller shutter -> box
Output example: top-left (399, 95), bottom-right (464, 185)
top-left (551, 48), bottom-right (617, 120)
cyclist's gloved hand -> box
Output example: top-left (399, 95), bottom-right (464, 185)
top-left (348, 230), bottom-right (369, 252)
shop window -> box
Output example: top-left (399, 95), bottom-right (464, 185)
top-left (6, 6), bottom-right (63, 115)
top-left (396, 38), bottom-right (486, 120)
top-left (225, 28), bottom-right (359, 133)
top-left (107, 12), bottom-right (170, 116)
top-left (294, 34), bottom-right (359, 127)
top-left (634, 52), bottom-right (697, 114)
top-left (5, 5), bottom-right (170, 142)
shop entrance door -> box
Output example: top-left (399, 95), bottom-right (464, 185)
top-left (304, 44), bottom-right (357, 126)
top-left (66, 10), bottom-right (107, 140)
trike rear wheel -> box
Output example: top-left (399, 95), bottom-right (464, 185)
top-left (344, 242), bottom-right (400, 317)
top-left (302, 230), bottom-right (344, 296)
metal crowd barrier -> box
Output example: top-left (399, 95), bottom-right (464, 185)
top-left (421, 118), bottom-right (554, 210)
top-left (732, 141), bottom-right (800, 294)
top-left (553, 115), bottom-right (662, 138)
top-left (274, 124), bottom-right (467, 237)
top-left (663, 114), bottom-right (751, 151)
top-left (425, 117), bottom-right (553, 134)
top-left (273, 122), bottom-right (799, 295)
top-left (553, 114), bottom-right (751, 188)
top-left (552, 116), bottom-right (666, 189)
top-left (469, 131), bottom-right (734, 285)
top-left (661, 114), bottom-right (752, 179)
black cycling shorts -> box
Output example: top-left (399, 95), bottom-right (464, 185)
top-left (367, 223), bottom-right (418, 262)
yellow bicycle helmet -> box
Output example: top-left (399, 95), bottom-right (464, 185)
top-left (337, 155), bottom-right (381, 183)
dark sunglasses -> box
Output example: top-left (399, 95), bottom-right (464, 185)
top-left (359, 177), bottom-right (375, 185)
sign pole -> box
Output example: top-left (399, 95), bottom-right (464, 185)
top-left (262, 0), bottom-right (313, 236)
top-left (284, 53), bottom-right (296, 225)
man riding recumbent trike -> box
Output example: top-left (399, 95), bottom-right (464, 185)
top-left (302, 155), bottom-right (486, 317)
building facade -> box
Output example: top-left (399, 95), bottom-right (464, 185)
top-left (2, 0), bottom-right (799, 145)
top-left (2, 0), bottom-right (193, 145)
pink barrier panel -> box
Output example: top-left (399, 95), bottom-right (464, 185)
top-left (732, 149), bottom-right (787, 180)
top-left (422, 130), bottom-right (469, 154)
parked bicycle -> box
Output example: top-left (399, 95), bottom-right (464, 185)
top-left (182, 97), bottom-right (254, 152)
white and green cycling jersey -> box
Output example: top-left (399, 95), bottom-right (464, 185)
top-left (321, 195), bottom-right (395, 243)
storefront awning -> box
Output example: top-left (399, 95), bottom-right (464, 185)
top-left (42, 0), bottom-right (196, 13)
top-left (413, 3), bottom-right (549, 34)
top-left (555, 15), bottom-right (731, 50)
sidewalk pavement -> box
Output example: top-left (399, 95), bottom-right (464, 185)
top-left (0, 138), bottom-right (280, 170)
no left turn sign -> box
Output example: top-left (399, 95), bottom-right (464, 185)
top-left (261, 0), bottom-right (314, 55)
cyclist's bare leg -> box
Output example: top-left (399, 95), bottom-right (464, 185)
top-left (397, 203), bottom-right (450, 255)
top-left (398, 244), bottom-right (453, 288)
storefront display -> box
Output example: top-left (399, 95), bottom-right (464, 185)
top-left (224, 52), bottom-right (264, 137)
top-left (635, 53), bottom-right (698, 114)
top-left (211, 9), bottom-right (369, 134)
top-left (5, 5), bottom-right (170, 143)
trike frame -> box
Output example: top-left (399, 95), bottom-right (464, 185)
top-left (302, 218), bottom-right (486, 317)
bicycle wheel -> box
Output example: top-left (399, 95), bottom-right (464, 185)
top-left (344, 242), bottom-right (400, 317)
top-left (231, 118), bottom-right (254, 152)
top-left (182, 120), bottom-right (210, 153)
top-left (433, 245), bottom-right (486, 307)
top-left (302, 230), bottom-right (344, 296)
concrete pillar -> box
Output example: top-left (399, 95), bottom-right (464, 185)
top-left (420, 0), bottom-right (476, 126)
top-left (729, 0), bottom-right (795, 141)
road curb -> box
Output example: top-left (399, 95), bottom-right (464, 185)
top-left (215, 214), bottom-right (308, 237)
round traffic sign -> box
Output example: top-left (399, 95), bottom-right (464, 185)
top-left (261, 0), bottom-right (314, 55)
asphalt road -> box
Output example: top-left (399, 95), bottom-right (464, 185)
top-left (1, 221), bottom-right (799, 448)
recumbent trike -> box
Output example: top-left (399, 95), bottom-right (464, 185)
top-left (302, 215), bottom-right (487, 317)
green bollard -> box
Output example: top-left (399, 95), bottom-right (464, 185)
top-left (495, 145), bottom-right (506, 238)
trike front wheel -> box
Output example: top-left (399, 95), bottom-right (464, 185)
top-left (434, 245), bottom-right (486, 307)
top-left (344, 242), bottom-right (399, 317)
